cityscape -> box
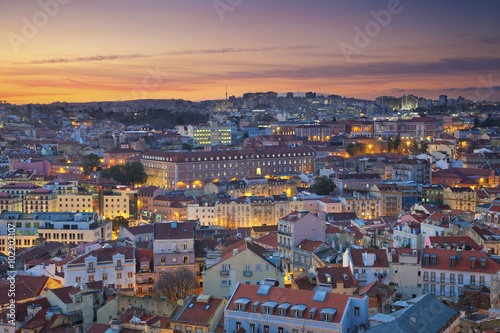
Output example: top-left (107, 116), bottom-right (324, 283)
top-left (1, 1), bottom-right (500, 333)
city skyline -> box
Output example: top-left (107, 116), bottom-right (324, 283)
top-left (2, 0), bottom-right (500, 104)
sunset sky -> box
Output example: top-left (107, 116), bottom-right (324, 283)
top-left (1, 0), bottom-right (500, 104)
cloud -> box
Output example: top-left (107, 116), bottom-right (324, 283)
top-left (29, 45), bottom-right (318, 64)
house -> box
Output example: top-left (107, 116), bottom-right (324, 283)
top-left (170, 295), bottom-right (226, 333)
top-left (343, 248), bottom-right (390, 286)
top-left (224, 282), bottom-right (369, 333)
top-left (64, 246), bottom-right (136, 290)
top-left (153, 221), bottom-right (196, 278)
top-left (393, 222), bottom-right (421, 249)
top-left (203, 238), bottom-right (283, 297)
top-left (423, 235), bottom-right (482, 251)
top-left (464, 225), bottom-right (500, 255)
top-left (388, 248), bottom-right (421, 300)
top-left (44, 282), bottom-right (104, 332)
top-left (293, 266), bottom-right (358, 295)
top-left (0, 275), bottom-right (55, 309)
top-left (135, 248), bottom-right (155, 297)
top-left (420, 248), bottom-right (500, 301)
top-left (118, 224), bottom-right (154, 243)
top-left (355, 281), bottom-right (396, 315)
top-left (0, 298), bottom-right (51, 333)
top-left (277, 210), bottom-right (326, 275)
top-left (443, 187), bottom-right (476, 212)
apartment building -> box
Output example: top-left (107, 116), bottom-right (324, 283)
top-left (0, 192), bottom-right (22, 212)
top-left (23, 188), bottom-right (57, 213)
top-left (343, 248), bottom-right (390, 286)
top-left (103, 147), bottom-right (141, 167)
top-left (178, 122), bottom-right (233, 147)
top-left (57, 194), bottom-right (93, 213)
top-left (153, 221), bottom-right (196, 278)
top-left (443, 187), bottom-right (476, 212)
top-left (338, 196), bottom-right (382, 219)
top-left (224, 283), bottom-right (369, 333)
top-left (421, 248), bottom-right (500, 301)
top-left (141, 146), bottom-right (316, 190)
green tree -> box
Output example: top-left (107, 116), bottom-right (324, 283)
top-left (473, 117), bottom-right (481, 128)
top-left (100, 162), bottom-right (148, 186)
top-left (82, 153), bottom-right (101, 175)
top-left (346, 143), bottom-right (365, 157)
top-left (309, 176), bottom-right (335, 195)
top-left (112, 216), bottom-right (129, 232)
top-left (181, 143), bottom-right (192, 151)
top-left (175, 116), bottom-right (185, 126)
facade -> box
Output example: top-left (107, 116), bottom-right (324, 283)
top-left (153, 221), bottom-right (196, 278)
top-left (57, 194), bottom-right (93, 213)
top-left (187, 202), bottom-right (215, 226)
top-left (103, 148), bottom-right (141, 167)
top-left (102, 188), bottom-right (137, 220)
top-left (393, 222), bottom-right (421, 249)
top-left (203, 239), bottom-right (283, 297)
top-left (443, 187), bottom-right (476, 212)
top-left (343, 248), bottom-right (390, 286)
top-left (137, 186), bottom-right (163, 217)
top-left (171, 295), bottom-right (226, 333)
top-left (0, 192), bottom-right (22, 212)
top-left (333, 173), bottom-right (382, 195)
top-left (0, 211), bottom-right (111, 254)
top-left (295, 125), bottom-right (331, 142)
top-left (23, 188), bottom-right (57, 213)
top-left (135, 248), bottom-right (155, 296)
top-left (224, 283), bottom-right (369, 333)
top-left (369, 185), bottom-right (402, 217)
top-left (277, 211), bottom-right (326, 274)
top-left (178, 122), bottom-right (233, 147)
top-left (338, 196), bottom-right (382, 219)
top-left (141, 147), bottom-right (317, 190)
top-left (388, 248), bottom-right (421, 300)
top-left (392, 158), bottom-right (431, 185)
top-left (64, 247), bottom-right (136, 290)
top-left (420, 248), bottom-right (500, 301)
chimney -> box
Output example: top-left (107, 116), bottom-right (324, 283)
top-left (110, 319), bottom-right (122, 330)
top-left (27, 303), bottom-right (42, 318)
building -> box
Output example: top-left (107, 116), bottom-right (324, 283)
top-left (338, 196), bottom-right (382, 219)
top-left (295, 125), bottom-right (331, 142)
top-left (152, 194), bottom-right (195, 221)
top-left (420, 248), bottom-right (500, 301)
top-left (170, 295), bottom-right (226, 333)
top-left (23, 188), bottom-right (57, 213)
top-left (103, 148), bottom-right (141, 167)
top-left (0, 211), bottom-right (111, 254)
top-left (187, 202), bottom-right (215, 226)
top-left (393, 222), bottom-right (421, 249)
top-left (432, 168), bottom-right (498, 188)
top-left (0, 192), bottom-right (22, 212)
top-left (392, 158), bottom-right (431, 185)
top-left (369, 185), bottom-right (402, 217)
top-left (343, 248), bottom-right (390, 286)
top-left (135, 248), bottom-right (155, 296)
top-left (333, 173), bottom-right (382, 195)
top-left (153, 221), bottom-right (196, 278)
top-left (388, 248), bottom-right (421, 300)
top-left (203, 238), bottom-right (283, 297)
top-left (224, 282), bottom-right (369, 333)
top-left (42, 181), bottom-right (74, 195)
top-left (365, 294), bottom-right (459, 333)
top-left (443, 187), bottom-right (476, 212)
top-left (57, 194), bottom-right (93, 213)
top-left (101, 188), bottom-right (138, 220)
top-left (137, 186), bottom-right (163, 218)
top-left (277, 210), bottom-right (326, 274)
top-left (64, 247), bottom-right (136, 290)
top-left (141, 147), bottom-right (317, 190)
top-left (178, 122), bottom-right (233, 147)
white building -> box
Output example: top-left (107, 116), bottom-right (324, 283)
top-left (343, 248), bottom-right (390, 286)
top-left (421, 248), bottom-right (500, 301)
top-left (388, 248), bottom-right (421, 300)
top-left (64, 246), bottom-right (136, 290)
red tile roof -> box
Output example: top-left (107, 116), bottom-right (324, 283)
top-left (429, 236), bottom-right (482, 251)
top-left (316, 267), bottom-right (357, 289)
top-left (172, 295), bottom-right (223, 326)
top-left (254, 232), bottom-right (278, 249)
top-left (349, 249), bottom-right (389, 268)
top-left (227, 284), bottom-right (363, 323)
top-left (70, 246), bottom-right (134, 264)
top-left (421, 248), bottom-right (500, 273)
top-left (296, 239), bottom-right (324, 252)
top-left (154, 221), bottom-right (194, 240)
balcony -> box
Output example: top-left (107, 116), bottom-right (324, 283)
top-left (244, 270), bottom-right (252, 277)
top-left (137, 280), bottom-right (154, 285)
top-left (87, 267), bottom-right (95, 273)
top-left (115, 266), bottom-right (123, 271)
top-left (220, 270), bottom-right (229, 276)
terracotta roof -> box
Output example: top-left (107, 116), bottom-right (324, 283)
top-left (0, 297), bottom-right (50, 322)
top-left (316, 266), bottom-right (357, 289)
top-left (227, 284), bottom-right (363, 323)
top-left (86, 324), bottom-right (111, 333)
top-left (356, 281), bottom-right (394, 300)
top-left (123, 224), bottom-right (154, 235)
top-left (251, 225), bottom-right (278, 233)
top-left (154, 221), bottom-right (194, 240)
top-left (216, 239), bottom-right (277, 268)
top-left (172, 295), bottom-right (223, 326)
top-left (421, 248), bottom-right (500, 273)
top-left (70, 246), bottom-right (134, 264)
top-left (349, 249), bottom-right (389, 268)
top-left (296, 239), bottom-right (324, 252)
top-left (389, 248), bottom-right (421, 263)
top-left (254, 232), bottom-right (278, 249)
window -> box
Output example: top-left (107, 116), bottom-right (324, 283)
top-left (183, 256), bottom-right (189, 264)
top-left (458, 286), bottom-right (464, 295)
top-left (75, 276), bottom-right (81, 283)
top-left (450, 286), bottom-right (455, 297)
top-left (161, 257), bottom-right (166, 264)
top-left (423, 272), bottom-right (429, 281)
top-left (117, 273), bottom-right (122, 279)
top-left (431, 272), bottom-right (435, 282)
top-left (440, 273), bottom-right (445, 282)
top-left (128, 272), bottom-right (133, 278)
top-left (250, 324), bottom-right (256, 333)
top-left (480, 276), bottom-right (485, 286)
top-left (458, 274), bottom-right (463, 284)
top-left (263, 325), bottom-right (270, 333)
top-left (102, 274), bottom-right (108, 281)
top-left (89, 275), bottom-right (94, 281)
top-left (256, 264), bottom-right (261, 272)
top-left (354, 306), bottom-right (360, 317)
top-left (440, 285), bottom-right (445, 296)
top-left (236, 322), bottom-right (242, 330)
top-left (423, 284), bottom-right (429, 293)
top-left (278, 327), bottom-right (284, 333)
top-left (450, 273), bottom-right (455, 283)
top-left (430, 284), bottom-right (436, 295)
top-left (470, 275), bottom-right (475, 285)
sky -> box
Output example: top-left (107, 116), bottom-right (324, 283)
top-left (1, 0), bottom-right (500, 104)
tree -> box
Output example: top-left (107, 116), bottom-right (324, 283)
top-left (181, 143), bottom-right (192, 151)
top-left (112, 216), bottom-right (129, 232)
top-left (346, 143), bottom-right (365, 157)
top-left (153, 269), bottom-right (198, 301)
top-left (175, 116), bottom-right (185, 126)
top-left (309, 176), bottom-right (334, 195)
top-left (100, 162), bottom-right (148, 186)
top-left (82, 153), bottom-right (101, 175)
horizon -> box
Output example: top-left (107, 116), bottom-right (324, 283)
top-left (2, 0), bottom-right (500, 104)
